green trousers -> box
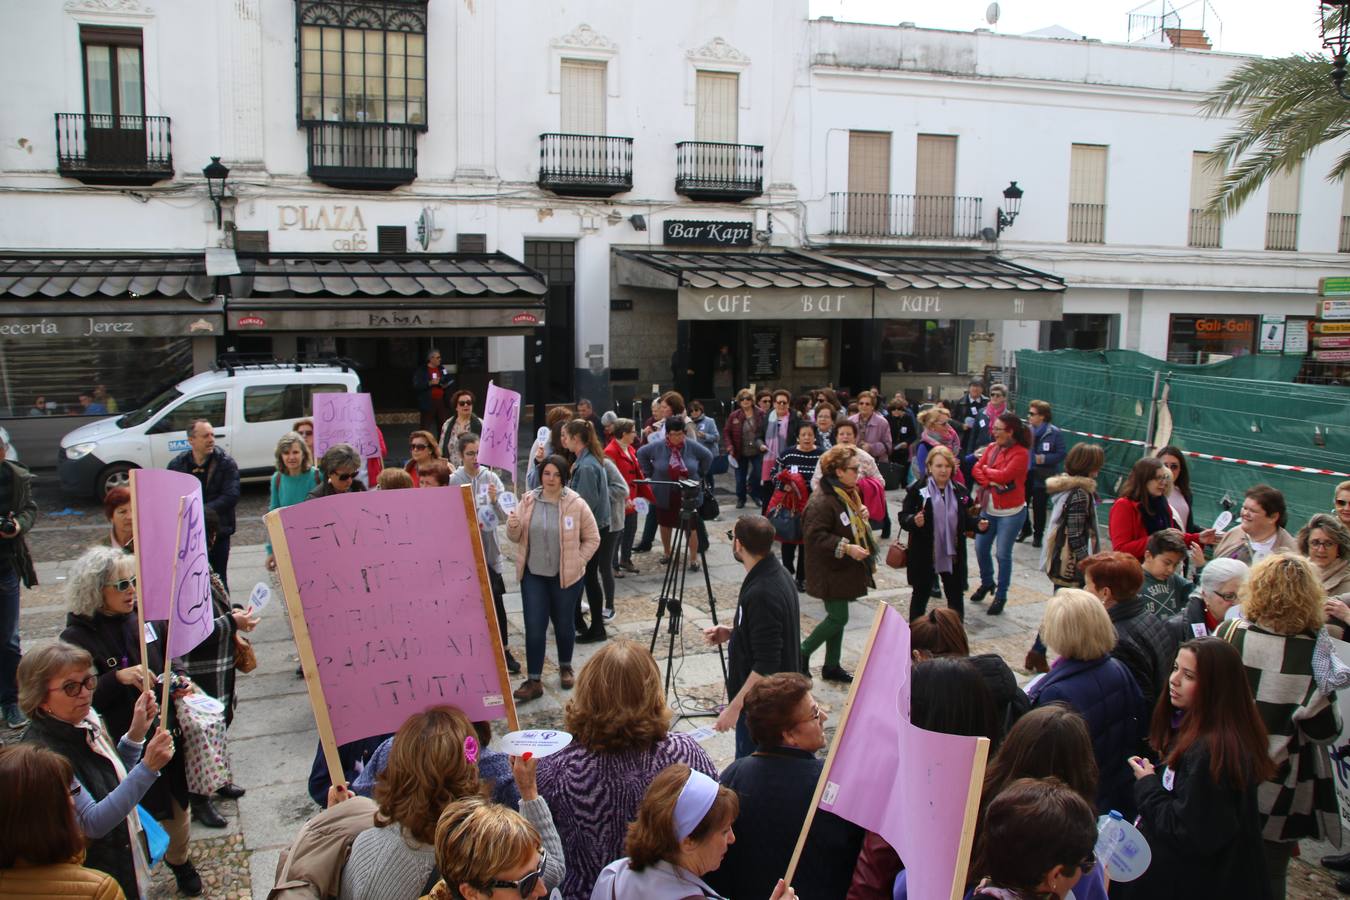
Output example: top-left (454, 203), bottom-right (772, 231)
top-left (801, 599), bottom-right (851, 667)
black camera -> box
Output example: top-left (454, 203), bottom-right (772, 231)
top-left (0, 514), bottom-right (16, 536)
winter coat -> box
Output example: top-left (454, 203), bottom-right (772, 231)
top-left (1166, 595), bottom-right (1213, 644)
top-left (723, 407), bottom-right (766, 460)
top-left (802, 484), bottom-right (875, 601)
top-left (1211, 526), bottom-right (1299, 565)
top-left (1026, 422), bottom-right (1067, 488)
top-left (604, 439), bottom-right (653, 504)
top-left (307, 478), bottom-right (368, 501)
top-left (0, 457), bottom-right (38, 586)
top-left (951, 392), bottom-right (990, 456)
top-left (971, 442), bottom-right (1029, 511)
top-left (167, 446), bottom-right (241, 535)
top-left (410, 364), bottom-right (452, 413)
top-left (899, 479), bottom-right (978, 588)
top-left (636, 438), bottom-right (712, 509)
top-left (886, 408), bottom-right (918, 464)
top-left (968, 653), bottom-right (1031, 740)
top-left (1028, 655), bottom-right (1147, 816)
top-left (1108, 496), bottom-right (1203, 561)
top-left (506, 487), bottom-right (600, 589)
top-left (269, 797), bottom-right (378, 900)
top-left (0, 863), bottom-right (125, 899)
top-left (1126, 741), bottom-right (1272, 900)
top-left (1108, 597), bottom-right (1179, 713)
top-left (1042, 475), bottom-right (1099, 588)
top-left (591, 859), bottom-right (725, 900)
top-left (689, 414), bottom-right (720, 457)
top-left (600, 456), bottom-right (628, 533)
top-left (849, 412), bottom-right (893, 461)
top-left (569, 449), bottom-right (612, 533)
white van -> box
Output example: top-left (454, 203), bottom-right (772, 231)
top-left (58, 362), bottom-right (362, 498)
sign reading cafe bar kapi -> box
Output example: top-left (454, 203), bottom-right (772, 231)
top-left (676, 287), bottom-right (1064, 321)
top-left (663, 220), bottom-right (754, 248)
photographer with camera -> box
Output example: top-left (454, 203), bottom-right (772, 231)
top-left (0, 431), bottom-right (37, 730)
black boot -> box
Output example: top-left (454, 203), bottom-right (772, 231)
top-left (503, 648), bottom-right (521, 675)
top-left (215, 782), bottom-right (245, 799)
top-left (1324, 852), bottom-right (1350, 873)
top-left (1015, 526), bottom-right (1032, 543)
top-left (190, 794), bottom-right (227, 828)
top-left (970, 584), bottom-right (993, 604)
top-left (169, 860), bottom-right (203, 896)
top-left (821, 664), bottom-right (854, 683)
top-left (987, 597), bottom-right (1007, 616)
top-left (576, 623), bottom-right (607, 644)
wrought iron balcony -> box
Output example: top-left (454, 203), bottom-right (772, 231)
top-left (828, 192), bottom-right (984, 240)
top-left (54, 113), bottom-right (173, 185)
top-left (538, 133), bottom-right (633, 197)
top-left (1188, 208), bottom-right (1222, 249)
top-left (675, 141), bottom-right (763, 201)
top-left (305, 122), bottom-right (417, 190)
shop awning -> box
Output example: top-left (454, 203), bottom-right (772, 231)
top-left (0, 253), bottom-right (223, 338)
top-left (227, 252), bottom-right (549, 332)
top-left (615, 249), bottom-right (876, 320)
top-left (818, 251), bottom-right (1066, 321)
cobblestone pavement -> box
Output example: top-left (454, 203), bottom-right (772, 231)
top-left (8, 480), bottom-right (1342, 899)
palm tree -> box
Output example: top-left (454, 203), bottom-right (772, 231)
top-left (1200, 53), bottom-right (1348, 217)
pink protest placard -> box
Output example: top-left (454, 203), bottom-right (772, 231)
top-left (130, 469), bottom-right (215, 661)
top-left (798, 604), bottom-right (988, 900)
top-left (267, 485), bottom-right (515, 748)
top-left (313, 392), bottom-right (380, 460)
top-left (478, 381), bottom-right (520, 474)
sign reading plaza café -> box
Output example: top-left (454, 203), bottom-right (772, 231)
top-left (676, 286), bottom-right (1064, 321)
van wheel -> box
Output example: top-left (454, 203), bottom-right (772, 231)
top-left (97, 464), bottom-right (136, 499)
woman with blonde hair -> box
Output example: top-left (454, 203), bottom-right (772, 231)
top-left (339, 706), bottom-right (563, 900)
top-left (900, 445), bottom-right (983, 621)
top-left (405, 429), bottom-right (443, 488)
top-left (1218, 553), bottom-right (1341, 900)
top-left (537, 640), bottom-right (716, 899)
top-left (1027, 589), bottom-right (1146, 816)
top-left (912, 406), bottom-right (962, 485)
top-left (266, 430), bottom-right (320, 571)
top-left (425, 796), bottom-right (548, 900)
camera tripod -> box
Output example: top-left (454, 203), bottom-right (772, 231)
top-left (637, 479), bottom-right (728, 712)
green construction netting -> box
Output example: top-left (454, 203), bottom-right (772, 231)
top-left (1014, 349), bottom-right (1349, 536)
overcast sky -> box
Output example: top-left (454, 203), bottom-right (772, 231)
top-left (808, 1), bottom-right (1327, 57)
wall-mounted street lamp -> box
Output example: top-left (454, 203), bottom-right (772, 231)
top-left (1321, 1), bottom-right (1350, 99)
top-left (996, 181), bottom-right (1024, 236)
top-left (202, 156), bottom-right (231, 228)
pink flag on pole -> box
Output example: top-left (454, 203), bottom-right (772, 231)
top-left (478, 381), bottom-right (521, 473)
top-left (130, 469), bottom-right (215, 658)
top-left (314, 392), bottom-right (380, 460)
top-left (815, 605), bottom-right (988, 900)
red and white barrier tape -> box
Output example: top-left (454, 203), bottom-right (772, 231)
top-left (1060, 428), bottom-right (1350, 479)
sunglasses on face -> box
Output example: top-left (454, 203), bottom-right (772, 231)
top-left (335, 471), bottom-right (357, 482)
top-left (50, 674), bottom-right (98, 698)
top-left (482, 851), bottom-right (547, 898)
top-left (107, 575), bottom-right (137, 592)
top-left (410, 443), bottom-right (430, 451)
top-left (458, 400), bottom-right (473, 407)
top-left (1337, 499), bottom-right (1350, 508)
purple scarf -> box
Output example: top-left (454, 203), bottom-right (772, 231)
top-left (929, 476), bottom-right (959, 574)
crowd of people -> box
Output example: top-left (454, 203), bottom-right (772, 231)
top-left (7, 371), bottom-right (1350, 900)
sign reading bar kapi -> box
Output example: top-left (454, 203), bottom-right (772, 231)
top-left (676, 287), bottom-right (1063, 321)
top-left (874, 289), bottom-right (1063, 322)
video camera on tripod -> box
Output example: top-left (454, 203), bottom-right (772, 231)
top-left (635, 477), bottom-right (703, 513)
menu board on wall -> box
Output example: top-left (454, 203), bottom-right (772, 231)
top-left (750, 328), bottom-right (781, 380)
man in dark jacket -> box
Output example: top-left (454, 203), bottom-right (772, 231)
top-left (168, 419), bottom-right (240, 589)
top-left (411, 348), bottom-right (452, 433)
top-left (704, 515), bottom-right (801, 759)
top-left (950, 377), bottom-right (989, 457)
top-left (1019, 399), bottom-right (1067, 548)
top-left (1082, 552), bottom-right (1178, 711)
top-left (0, 432), bottom-right (36, 729)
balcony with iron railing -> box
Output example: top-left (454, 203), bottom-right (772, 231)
top-left (674, 141), bottom-right (763, 201)
top-left (828, 192), bottom-right (984, 240)
top-left (305, 122), bottom-right (418, 190)
top-left (1187, 208), bottom-right (1222, 249)
top-left (54, 113), bottom-right (173, 185)
top-left (1265, 212), bottom-right (1299, 251)
top-left (1340, 216), bottom-right (1350, 253)
top-left (1067, 203), bottom-right (1106, 244)
top-left (538, 133), bottom-right (633, 197)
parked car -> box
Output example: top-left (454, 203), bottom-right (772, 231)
top-left (0, 426), bottom-right (19, 463)
top-left (59, 363), bottom-right (361, 498)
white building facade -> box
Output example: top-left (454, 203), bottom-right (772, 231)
top-left (0, 0), bottom-right (1343, 446)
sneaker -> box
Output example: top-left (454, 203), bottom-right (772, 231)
top-left (504, 649), bottom-right (521, 675)
top-left (603, 606), bottom-right (616, 620)
top-left (580, 599), bottom-right (590, 615)
top-left (169, 860), bottom-right (203, 896)
top-left (513, 679), bottom-right (543, 702)
top-left (2, 703), bottom-right (28, 729)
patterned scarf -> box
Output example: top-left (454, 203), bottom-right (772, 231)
top-left (667, 438), bottom-right (689, 478)
top-left (827, 475), bottom-right (878, 572)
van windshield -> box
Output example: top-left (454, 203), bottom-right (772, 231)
top-left (118, 387), bottom-right (183, 429)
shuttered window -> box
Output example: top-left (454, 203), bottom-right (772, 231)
top-left (847, 131), bottom-right (891, 235)
top-left (915, 134), bottom-right (957, 237)
top-left (1340, 178), bottom-right (1350, 253)
top-left (377, 226), bottom-right (407, 254)
top-left (1266, 161), bottom-right (1302, 250)
top-left (1188, 152), bottom-right (1222, 248)
top-left (560, 60), bottom-right (606, 134)
top-left (1067, 144), bottom-right (1107, 243)
top-left (695, 71), bottom-right (738, 143)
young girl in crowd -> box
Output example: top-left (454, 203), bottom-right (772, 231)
top-left (1126, 637), bottom-right (1273, 899)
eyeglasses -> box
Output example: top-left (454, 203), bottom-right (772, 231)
top-left (991, 392), bottom-right (1006, 398)
top-left (725, 529), bottom-right (737, 543)
top-left (335, 471), bottom-right (357, 482)
top-left (793, 703), bottom-right (824, 726)
top-left (297, 429), bottom-right (314, 437)
top-left (410, 443), bottom-right (430, 451)
top-left (482, 850), bottom-right (547, 898)
top-left (49, 674), bottom-right (97, 698)
top-left (1309, 539), bottom-right (1338, 550)
top-left (1210, 589), bottom-right (1239, 602)
top-left (106, 575), bottom-right (137, 591)
top-left (70, 782), bottom-right (82, 797)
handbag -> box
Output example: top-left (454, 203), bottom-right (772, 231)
top-left (886, 540), bottom-right (908, 569)
top-left (769, 506), bottom-right (802, 543)
top-left (708, 454), bottom-right (730, 477)
top-left (177, 693), bottom-right (232, 796)
top-left (234, 632), bottom-right (257, 673)
top-left (698, 491), bottom-right (720, 521)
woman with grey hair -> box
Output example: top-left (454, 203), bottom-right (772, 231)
top-left (307, 443), bottom-right (367, 500)
top-left (1166, 556), bottom-right (1250, 643)
top-left (1298, 513), bottom-right (1350, 638)
top-left (56, 546), bottom-right (202, 894)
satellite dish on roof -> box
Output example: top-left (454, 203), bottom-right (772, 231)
top-left (986, 2), bottom-right (1001, 26)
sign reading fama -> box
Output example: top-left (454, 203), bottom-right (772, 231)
top-left (663, 220), bottom-right (753, 247)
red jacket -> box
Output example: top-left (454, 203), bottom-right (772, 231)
top-left (604, 438), bottom-right (653, 506)
top-left (1108, 496), bottom-right (1202, 560)
top-left (971, 442), bottom-right (1029, 510)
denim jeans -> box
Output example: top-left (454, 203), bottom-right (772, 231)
top-left (734, 455), bottom-right (763, 505)
top-left (974, 507), bottom-right (1028, 599)
top-left (521, 571), bottom-right (583, 679)
top-left (0, 564), bottom-right (19, 706)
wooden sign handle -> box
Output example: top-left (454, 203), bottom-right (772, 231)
top-left (128, 471), bottom-right (152, 695)
top-left (158, 496), bottom-right (186, 733)
top-left (460, 484), bottom-right (519, 732)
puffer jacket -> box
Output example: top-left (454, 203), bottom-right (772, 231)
top-left (0, 864), bottom-right (125, 899)
top-left (506, 487), bottom-right (600, 589)
top-left (1028, 655), bottom-right (1146, 817)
